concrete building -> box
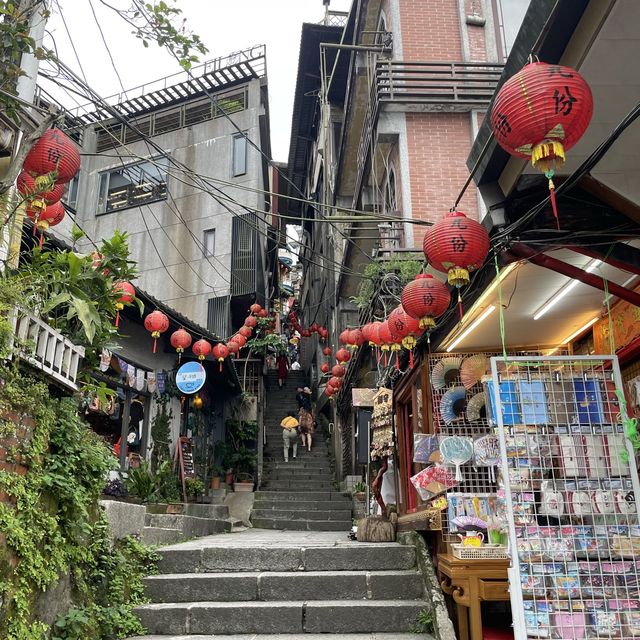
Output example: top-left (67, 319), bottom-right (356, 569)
top-left (286, 1), bottom-right (529, 477)
top-left (66, 46), bottom-right (276, 338)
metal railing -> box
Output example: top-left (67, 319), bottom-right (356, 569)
top-left (8, 308), bottom-right (85, 391)
top-left (322, 10), bottom-right (349, 27)
top-left (354, 60), bottom-right (503, 204)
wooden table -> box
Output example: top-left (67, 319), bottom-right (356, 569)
top-left (438, 553), bottom-right (511, 640)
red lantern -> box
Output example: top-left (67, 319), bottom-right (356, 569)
top-left (401, 274), bottom-right (450, 330)
top-left (23, 128), bottom-right (81, 184)
top-left (348, 328), bottom-right (364, 350)
top-left (388, 306), bottom-right (422, 349)
top-left (310, 322), bottom-right (319, 332)
top-left (258, 308), bottom-right (268, 318)
top-left (226, 340), bottom-right (239, 357)
top-left (320, 362), bottom-right (330, 374)
top-left (144, 310), bottom-right (169, 353)
top-left (231, 334), bottom-right (247, 349)
top-left (490, 62), bottom-right (593, 227)
top-left (27, 200), bottom-right (65, 247)
top-left (361, 322), bottom-right (383, 347)
top-left (250, 303), bottom-right (262, 314)
top-left (113, 281), bottom-right (135, 328)
top-left (212, 343), bottom-right (230, 372)
top-left (339, 329), bottom-right (351, 345)
top-left (322, 346), bottom-right (332, 357)
top-left (192, 338), bottom-right (212, 361)
top-left (239, 326), bottom-right (253, 339)
top-left (318, 326), bottom-right (329, 340)
top-left (170, 328), bottom-right (192, 361)
top-left (331, 364), bottom-right (345, 378)
top-left (329, 376), bottom-right (343, 389)
top-left (335, 348), bottom-right (351, 365)
top-left (325, 385), bottom-right (336, 397)
top-left (301, 329), bottom-right (311, 338)
top-left (244, 315), bottom-right (257, 328)
top-left (423, 212), bottom-right (490, 288)
top-left (17, 171), bottom-right (65, 204)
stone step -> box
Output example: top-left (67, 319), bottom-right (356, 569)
top-left (263, 449), bottom-right (328, 458)
top-left (253, 499), bottom-right (351, 511)
top-left (130, 634), bottom-right (432, 640)
top-left (264, 470), bottom-right (332, 480)
top-left (135, 600), bottom-right (429, 635)
top-left (140, 526), bottom-right (185, 546)
top-left (144, 513), bottom-right (231, 536)
top-left (260, 484), bottom-right (334, 493)
top-left (270, 461), bottom-right (330, 470)
top-left (252, 508), bottom-right (351, 521)
top-left (254, 491), bottom-right (350, 502)
top-left (251, 517), bottom-right (351, 531)
top-left (157, 543), bottom-right (416, 574)
top-left (143, 570), bottom-right (424, 603)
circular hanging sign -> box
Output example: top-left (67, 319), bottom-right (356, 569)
top-left (176, 361), bottom-right (206, 394)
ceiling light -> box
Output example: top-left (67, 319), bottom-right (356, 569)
top-left (533, 259), bottom-right (602, 320)
top-left (446, 305), bottom-right (496, 353)
top-left (562, 316), bottom-right (599, 346)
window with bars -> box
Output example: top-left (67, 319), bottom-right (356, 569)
top-left (97, 157), bottom-right (169, 214)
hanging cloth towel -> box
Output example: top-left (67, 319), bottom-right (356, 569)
top-left (156, 370), bottom-right (167, 395)
top-left (116, 357), bottom-right (128, 376)
top-left (127, 364), bottom-right (136, 388)
top-left (147, 371), bottom-right (157, 393)
top-left (136, 369), bottom-right (146, 392)
top-left (99, 348), bottom-right (112, 372)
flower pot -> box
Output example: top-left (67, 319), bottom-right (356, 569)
top-left (225, 472), bottom-right (234, 485)
top-left (354, 492), bottom-right (366, 502)
top-left (211, 476), bottom-right (221, 490)
top-left (234, 481), bottom-right (254, 492)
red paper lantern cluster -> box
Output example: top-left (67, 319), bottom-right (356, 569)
top-left (144, 310), bottom-right (169, 353)
top-left (20, 128), bottom-right (81, 245)
top-left (490, 61), bottom-right (593, 226)
top-left (288, 309), bottom-right (328, 341)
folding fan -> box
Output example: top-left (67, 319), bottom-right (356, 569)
top-left (460, 354), bottom-right (488, 390)
top-left (466, 391), bottom-right (486, 422)
top-left (430, 356), bottom-right (462, 390)
top-left (440, 436), bottom-right (474, 481)
top-left (439, 386), bottom-right (466, 424)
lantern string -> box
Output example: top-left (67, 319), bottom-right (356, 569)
top-left (457, 290), bottom-right (463, 320)
top-left (545, 170), bottom-right (561, 230)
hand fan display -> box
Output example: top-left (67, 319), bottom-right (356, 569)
top-left (430, 356), bottom-right (462, 390)
top-left (466, 391), bottom-right (487, 422)
top-left (439, 386), bottom-right (466, 424)
top-left (460, 354), bottom-right (488, 390)
top-left (410, 465), bottom-right (459, 499)
top-left (413, 433), bottom-right (440, 464)
top-left (474, 434), bottom-right (501, 481)
top-left (440, 436), bottom-right (474, 481)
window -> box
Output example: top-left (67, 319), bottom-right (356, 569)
top-left (64, 173), bottom-right (80, 209)
top-left (383, 166), bottom-right (397, 214)
top-left (97, 157), bottom-right (169, 214)
top-left (232, 134), bottom-right (247, 177)
top-left (203, 229), bottom-right (215, 257)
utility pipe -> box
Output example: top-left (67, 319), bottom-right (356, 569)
top-left (510, 243), bottom-right (640, 308)
top-left (569, 246), bottom-right (640, 277)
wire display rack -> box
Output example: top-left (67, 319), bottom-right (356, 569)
top-left (490, 355), bottom-right (640, 640)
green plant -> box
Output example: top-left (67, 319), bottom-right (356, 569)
top-left (150, 395), bottom-right (172, 472)
top-left (223, 419), bottom-right (257, 478)
top-left (125, 461), bottom-right (156, 502)
top-left (411, 608), bottom-right (435, 634)
top-left (184, 477), bottom-right (205, 497)
top-left (152, 459), bottom-right (180, 503)
top-left (210, 463), bottom-right (225, 478)
top-left (353, 481), bottom-right (367, 494)
top-left (245, 332), bottom-right (287, 357)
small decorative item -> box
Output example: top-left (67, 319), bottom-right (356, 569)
top-left (192, 338), bottom-right (212, 361)
top-left (439, 436), bottom-right (474, 481)
top-left (473, 433), bottom-right (501, 481)
top-left (336, 348), bottom-right (351, 365)
top-left (439, 386), bottom-right (467, 424)
top-left (413, 433), bottom-right (440, 464)
top-left (459, 530), bottom-right (485, 547)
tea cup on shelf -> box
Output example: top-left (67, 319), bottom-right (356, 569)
top-left (459, 531), bottom-right (484, 547)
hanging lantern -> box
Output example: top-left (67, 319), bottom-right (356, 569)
top-left (387, 305), bottom-right (423, 368)
top-left (322, 346), bottom-right (333, 357)
top-left (212, 343), bottom-right (230, 372)
top-left (331, 364), bottom-right (345, 378)
top-left (329, 376), bottom-right (343, 390)
top-left (250, 303), bottom-right (262, 314)
top-left (318, 326), bottom-right (329, 341)
top-left (17, 171), bottom-right (65, 205)
top-left (244, 315), bottom-right (257, 328)
top-left (339, 329), bottom-right (351, 346)
top-left (490, 61), bottom-right (593, 227)
top-left (335, 348), bottom-right (351, 365)
top-left (401, 274), bottom-right (451, 330)
top-left (226, 340), bottom-right (240, 357)
top-left (361, 322), bottom-right (383, 347)
top-left (23, 128), bottom-right (81, 184)
top-left (325, 385), bottom-right (336, 397)
top-left (193, 395), bottom-right (203, 410)
top-left (257, 308), bottom-right (269, 318)
top-left (144, 310), bottom-right (169, 353)
top-left (320, 362), bottom-right (330, 374)
top-left (231, 334), bottom-right (247, 349)
top-left (310, 322), bottom-right (319, 333)
top-left (423, 211), bottom-right (490, 288)
top-left (348, 328), bottom-right (364, 350)
top-left (239, 326), bottom-right (253, 339)
top-left (113, 281), bottom-right (135, 328)
top-left (300, 329), bottom-right (311, 338)
top-left (192, 338), bottom-right (212, 361)
top-left (170, 328), bottom-right (192, 361)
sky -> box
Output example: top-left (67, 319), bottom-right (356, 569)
top-left (42, 0), bottom-right (353, 161)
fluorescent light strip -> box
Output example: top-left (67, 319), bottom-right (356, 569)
top-left (446, 305), bottom-right (496, 353)
top-left (533, 259), bottom-right (602, 320)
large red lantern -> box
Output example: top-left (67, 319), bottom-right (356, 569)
top-left (348, 328), bottom-right (364, 350)
top-left (170, 328), bottom-right (192, 361)
top-left (490, 62), bottom-right (593, 226)
top-left (230, 334), bottom-right (247, 349)
top-left (239, 326), bottom-right (253, 339)
top-left (339, 329), bottom-right (351, 345)
top-left (331, 364), bottom-right (345, 378)
top-left (257, 308), bottom-right (269, 318)
top-left (423, 211), bottom-right (490, 288)
top-left (320, 362), bottom-right (330, 374)
top-left (401, 274), bottom-right (450, 330)
top-left (192, 338), bottom-right (212, 361)
top-left (226, 340), bottom-right (240, 357)
top-left (329, 376), bottom-right (343, 390)
top-left (244, 315), bottom-right (257, 328)
top-left (144, 310), bottom-right (169, 353)
top-left (212, 343), bottom-right (230, 372)
top-left (387, 305), bottom-right (422, 368)
top-left (335, 348), bottom-right (351, 365)
top-left (113, 281), bottom-right (135, 328)
top-left (23, 128), bottom-right (81, 184)
top-left (17, 171), bottom-right (65, 204)
top-left (361, 322), bottom-right (383, 347)
top-left (249, 303), bottom-right (262, 314)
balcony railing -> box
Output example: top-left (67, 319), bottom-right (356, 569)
top-left (354, 60), bottom-right (504, 204)
top-left (8, 308), bottom-right (85, 391)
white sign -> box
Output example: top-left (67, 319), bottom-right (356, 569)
top-left (175, 361), bottom-right (206, 394)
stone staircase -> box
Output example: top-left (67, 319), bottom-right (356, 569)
top-left (251, 371), bottom-right (352, 531)
top-left (130, 529), bottom-right (434, 638)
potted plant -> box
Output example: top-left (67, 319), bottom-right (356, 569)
top-left (184, 477), bottom-right (205, 502)
top-left (210, 464), bottom-right (224, 490)
top-left (353, 481), bottom-right (367, 502)
top-left (223, 419), bottom-right (258, 491)
top-left (234, 472), bottom-right (255, 492)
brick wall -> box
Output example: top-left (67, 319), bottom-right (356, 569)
top-left (465, 0), bottom-right (489, 61)
top-left (0, 411), bottom-right (35, 502)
